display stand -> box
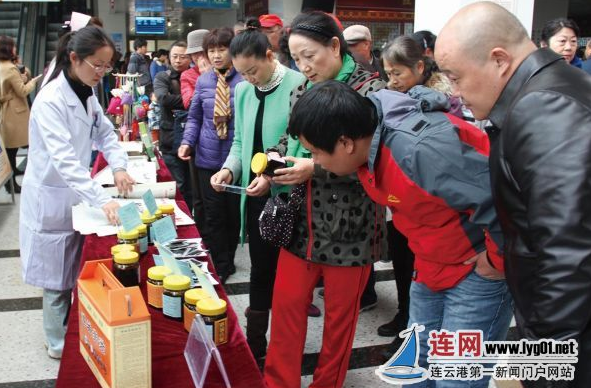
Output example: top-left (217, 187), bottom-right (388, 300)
top-left (184, 315), bottom-right (231, 388)
top-left (0, 136), bottom-right (15, 204)
top-left (109, 73), bottom-right (147, 142)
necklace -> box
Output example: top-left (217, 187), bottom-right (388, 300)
top-left (256, 60), bottom-right (285, 92)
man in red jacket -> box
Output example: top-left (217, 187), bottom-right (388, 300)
top-left (289, 80), bottom-right (513, 388)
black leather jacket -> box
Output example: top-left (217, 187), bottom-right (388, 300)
top-left (488, 48), bottom-right (591, 385)
top-left (154, 69), bottom-right (185, 154)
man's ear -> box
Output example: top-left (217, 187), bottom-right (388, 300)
top-left (340, 136), bottom-right (356, 154)
top-left (490, 47), bottom-right (512, 76)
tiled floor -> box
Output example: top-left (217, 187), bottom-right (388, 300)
top-left (0, 165), bottom-right (520, 388)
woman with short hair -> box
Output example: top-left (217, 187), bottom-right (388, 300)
top-left (178, 28), bottom-right (242, 283)
top-left (541, 18), bottom-right (583, 68)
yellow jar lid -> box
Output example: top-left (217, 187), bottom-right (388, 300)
top-left (196, 298), bottom-right (227, 315)
top-left (163, 274), bottom-right (191, 290)
top-left (136, 224), bottom-right (147, 233)
top-left (141, 211), bottom-right (157, 223)
top-left (147, 265), bottom-right (172, 281)
top-left (117, 229), bottom-right (139, 240)
top-left (111, 244), bottom-right (136, 255)
top-left (250, 152), bottom-right (268, 175)
top-left (113, 251), bottom-right (139, 265)
top-left (158, 204), bottom-right (175, 214)
top-left (184, 288), bottom-right (211, 305)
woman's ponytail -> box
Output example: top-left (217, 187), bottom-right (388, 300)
top-left (229, 16), bottom-right (271, 59)
top-left (46, 31), bottom-right (75, 85)
top-left (44, 26), bottom-right (115, 86)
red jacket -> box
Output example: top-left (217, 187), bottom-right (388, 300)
top-left (180, 66), bottom-right (201, 109)
top-left (358, 87), bottom-right (504, 291)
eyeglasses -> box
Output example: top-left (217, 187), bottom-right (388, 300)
top-left (83, 58), bottom-right (113, 74)
top-left (171, 54), bottom-right (190, 60)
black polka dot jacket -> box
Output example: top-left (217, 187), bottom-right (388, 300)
top-left (271, 64), bottom-right (388, 267)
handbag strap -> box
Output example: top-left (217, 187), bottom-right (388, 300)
top-left (288, 181), bottom-right (308, 208)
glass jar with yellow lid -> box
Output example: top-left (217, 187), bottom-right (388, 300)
top-left (113, 251), bottom-right (140, 287)
top-left (251, 151), bottom-right (286, 176)
top-left (117, 229), bottom-right (139, 253)
top-left (111, 244), bottom-right (136, 261)
top-left (183, 288), bottom-right (211, 332)
top-left (136, 224), bottom-right (148, 254)
top-left (141, 211), bottom-right (157, 245)
top-left (147, 266), bottom-right (173, 309)
top-left (162, 274), bottom-right (191, 321)
top-left (196, 298), bottom-right (228, 345)
top-left (158, 204), bottom-right (176, 227)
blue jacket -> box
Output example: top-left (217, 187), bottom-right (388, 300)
top-left (150, 60), bottom-right (168, 82)
top-left (182, 68), bottom-right (242, 170)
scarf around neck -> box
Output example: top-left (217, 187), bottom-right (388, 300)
top-left (213, 67), bottom-right (231, 139)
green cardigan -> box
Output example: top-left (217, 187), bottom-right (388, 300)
top-left (222, 66), bottom-right (305, 242)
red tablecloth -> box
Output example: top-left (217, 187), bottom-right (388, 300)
top-left (56, 154), bottom-right (265, 388)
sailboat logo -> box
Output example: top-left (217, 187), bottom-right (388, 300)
top-left (375, 323), bottom-right (428, 385)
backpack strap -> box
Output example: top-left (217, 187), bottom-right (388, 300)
top-left (352, 72), bottom-right (381, 92)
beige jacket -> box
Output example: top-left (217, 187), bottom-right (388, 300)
top-left (0, 60), bottom-right (37, 148)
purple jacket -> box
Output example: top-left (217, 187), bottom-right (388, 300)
top-left (182, 68), bottom-right (242, 170)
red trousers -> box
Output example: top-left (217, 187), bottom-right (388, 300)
top-left (264, 249), bottom-right (371, 388)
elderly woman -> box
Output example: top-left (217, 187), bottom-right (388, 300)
top-left (178, 28), bottom-right (242, 283)
top-left (540, 18), bottom-right (583, 68)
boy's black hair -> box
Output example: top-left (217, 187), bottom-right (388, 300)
top-left (288, 80), bottom-right (377, 153)
top-left (134, 37), bottom-right (148, 50)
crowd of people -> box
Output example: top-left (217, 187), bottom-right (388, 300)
top-left (2, 1), bottom-right (591, 387)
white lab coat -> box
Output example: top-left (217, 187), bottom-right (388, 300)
top-left (19, 71), bottom-right (128, 291)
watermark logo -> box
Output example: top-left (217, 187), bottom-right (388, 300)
top-left (375, 324), bottom-right (428, 385)
top-left (376, 325), bottom-right (578, 385)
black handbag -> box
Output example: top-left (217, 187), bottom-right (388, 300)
top-left (258, 181), bottom-right (308, 248)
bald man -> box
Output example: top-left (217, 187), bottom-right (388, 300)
top-left (437, 2), bottom-right (591, 387)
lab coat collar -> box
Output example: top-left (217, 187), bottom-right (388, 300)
top-left (59, 71), bottom-right (94, 126)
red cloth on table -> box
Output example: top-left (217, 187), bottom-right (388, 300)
top-left (56, 154), bottom-right (265, 388)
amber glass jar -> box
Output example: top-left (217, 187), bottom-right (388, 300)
top-left (113, 251), bottom-right (140, 287)
top-left (147, 266), bottom-right (173, 308)
top-left (162, 275), bottom-right (190, 321)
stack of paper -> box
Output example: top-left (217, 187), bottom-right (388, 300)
top-left (72, 198), bottom-right (194, 236)
top-left (103, 181), bottom-right (176, 199)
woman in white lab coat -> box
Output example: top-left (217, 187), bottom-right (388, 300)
top-left (19, 26), bottom-right (134, 359)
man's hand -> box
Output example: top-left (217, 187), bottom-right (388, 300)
top-left (464, 251), bottom-right (505, 280)
top-left (102, 200), bottom-right (120, 225)
top-left (178, 144), bottom-right (192, 161)
top-left (113, 171), bottom-right (135, 196)
top-left (272, 156), bottom-right (314, 185)
top-left (211, 169), bottom-right (233, 192)
top-left (246, 175), bottom-right (271, 197)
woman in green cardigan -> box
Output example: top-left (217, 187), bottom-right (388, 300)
top-left (210, 18), bottom-right (305, 362)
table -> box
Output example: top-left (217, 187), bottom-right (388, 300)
top-left (56, 154), bottom-right (266, 388)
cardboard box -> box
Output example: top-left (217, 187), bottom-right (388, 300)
top-left (78, 259), bottom-right (151, 388)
